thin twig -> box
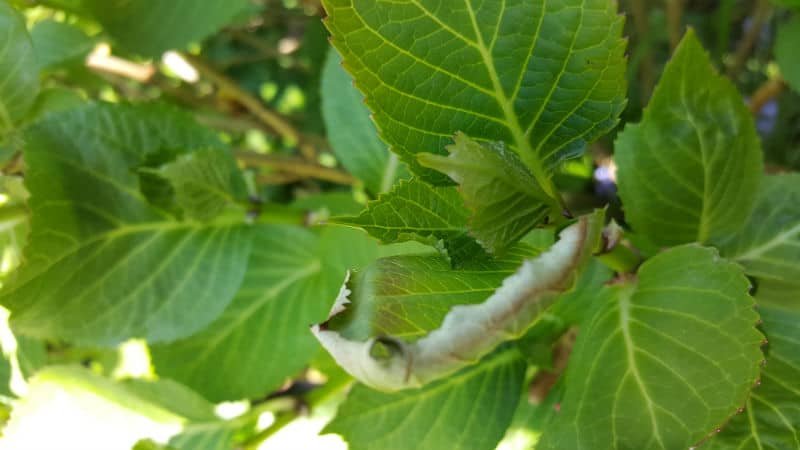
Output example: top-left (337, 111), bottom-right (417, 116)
top-left (728, 0), bottom-right (771, 79)
top-left (236, 150), bottom-right (356, 185)
top-left (630, 0), bottom-right (656, 102)
top-left (182, 53), bottom-right (311, 152)
top-left (749, 77), bottom-right (786, 114)
top-left (238, 375), bottom-right (353, 450)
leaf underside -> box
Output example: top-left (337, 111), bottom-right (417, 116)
top-left (2, 103), bottom-right (252, 346)
top-left (313, 211), bottom-right (603, 391)
top-left (334, 178), bottom-right (488, 265)
top-left (717, 174), bottom-right (800, 311)
top-left (325, 348), bottom-right (526, 450)
top-left (151, 224), bottom-right (399, 401)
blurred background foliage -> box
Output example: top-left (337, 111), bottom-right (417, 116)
top-left (0, 0), bottom-right (797, 449)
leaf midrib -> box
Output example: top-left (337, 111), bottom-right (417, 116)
top-left (733, 221), bottom-right (800, 261)
top-left (618, 286), bottom-right (667, 449)
top-left (4, 221), bottom-right (216, 297)
top-left (335, 349), bottom-right (519, 420)
top-left (461, 0), bottom-right (556, 198)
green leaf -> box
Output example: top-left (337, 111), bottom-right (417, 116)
top-left (705, 307), bottom-right (800, 450)
top-left (615, 30), bottom-right (763, 246)
top-left (0, 366), bottom-right (222, 449)
top-left (538, 245), bottom-right (764, 450)
top-left (157, 148), bottom-right (248, 222)
top-left (313, 211), bottom-right (604, 391)
top-left (150, 225), bottom-right (388, 401)
top-left (770, 0), bottom-right (800, 7)
top-left (0, 0), bottom-right (38, 133)
top-left (0, 347), bottom-right (10, 398)
top-left (717, 174), bottom-right (800, 311)
top-left (322, 0), bottom-right (627, 192)
top-left (419, 133), bottom-right (556, 254)
top-left (16, 335), bottom-right (47, 379)
top-left (321, 48), bottom-right (409, 195)
top-left (25, 87), bottom-right (85, 123)
top-left (82, 0), bottom-right (251, 57)
top-left (325, 348), bottom-right (526, 450)
top-left (777, 17), bottom-right (800, 94)
top-left (328, 243), bottom-right (540, 342)
top-left (30, 19), bottom-right (94, 71)
top-left (334, 178), bottom-right (488, 265)
top-left (1, 103), bottom-right (253, 346)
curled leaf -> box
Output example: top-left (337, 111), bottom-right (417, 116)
top-left (311, 211), bottom-right (604, 391)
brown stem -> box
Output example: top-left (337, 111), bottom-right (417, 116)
top-left (236, 150), bottom-right (356, 185)
top-left (665, 0), bottom-right (684, 51)
top-left (749, 77), bottom-right (786, 114)
top-left (238, 374), bottom-right (353, 450)
top-left (529, 328), bottom-right (578, 404)
top-left (630, 0), bottom-right (656, 102)
top-left (182, 53), bottom-right (314, 157)
top-left (727, 0), bottom-right (771, 79)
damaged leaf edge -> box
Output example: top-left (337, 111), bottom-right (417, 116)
top-left (311, 210), bottom-right (605, 391)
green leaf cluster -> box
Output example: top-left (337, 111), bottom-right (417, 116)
top-left (0, 1), bottom-right (798, 450)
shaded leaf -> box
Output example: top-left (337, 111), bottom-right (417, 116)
top-left (0, 0), bottom-right (38, 133)
top-left (777, 17), bottom-right (800, 93)
top-left (717, 174), bottom-right (800, 311)
top-left (322, 0), bottom-right (627, 192)
top-left (83, 0), bottom-right (251, 57)
top-left (539, 245), bottom-right (763, 450)
top-left (325, 348), bottom-right (526, 450)
top-left (419, 132), bottom-right (556, 254)
top-left (321, 48), bottom-right (408, 195)
top-left (615, 30), bottom-right (762, 245)
top-left (158, 148), bottom-right (248, 222)
top-left (1, 103), bottom-right (252, 346)
top-left (30, 19), bottom-right (94, 71)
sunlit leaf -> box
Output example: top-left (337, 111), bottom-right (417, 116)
top-left (322, 0), bottom-right (627, 194)
top-left (539, 245), bottom-right (764, 450)
top-left (0, 367), bottom-right (204, 449)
